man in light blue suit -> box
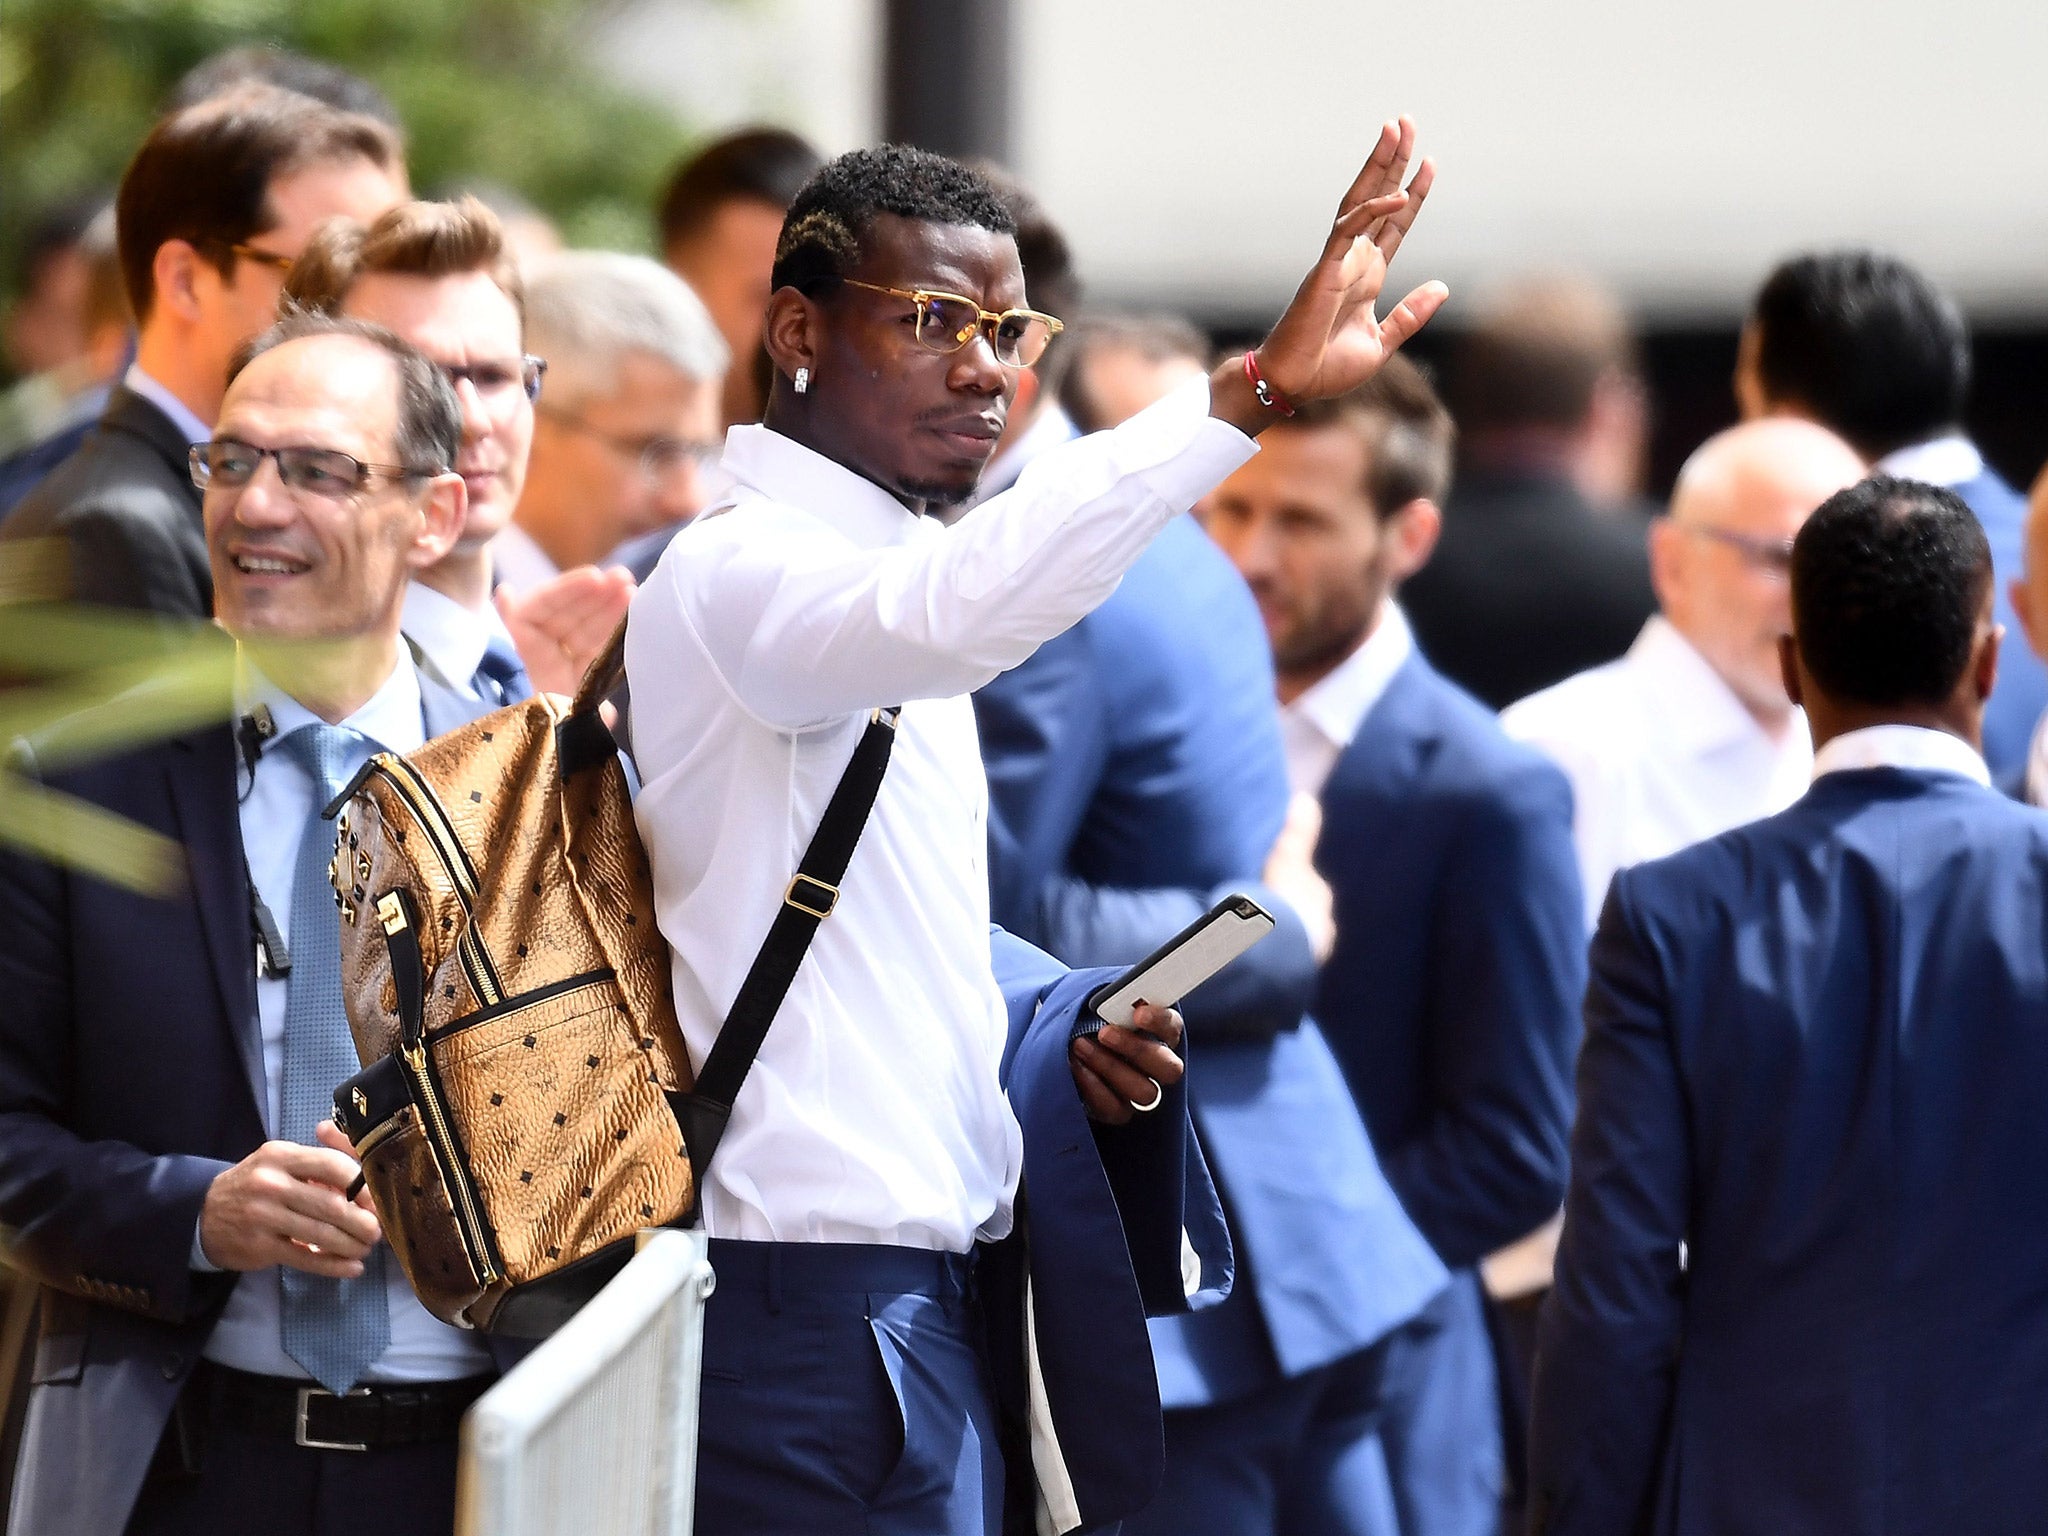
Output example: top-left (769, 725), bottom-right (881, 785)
top-left (1736, 249), bottom-right (2044, 778)
top-left (1530, 475), bottom-right (2048, 1536)
top-left (977, 451), bottom-right (1447, 1536)
top-left (1205, 359), bottom-right (1585, 1536)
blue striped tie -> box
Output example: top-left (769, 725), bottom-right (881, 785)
top-left (276, 723), bottom-right (391, 1396)
top-left (473, 636), bottom-right (531, 705)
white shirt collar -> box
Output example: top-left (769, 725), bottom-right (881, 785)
top-left (975, 403), bottom-right (1080, 504)
top-left (1877, 433), bottom-right (1984, 489)
top-left (401, 580), bottom-right (512, 697)
top-left (1288, 602), bottom-right (1416, 755)
top-left (1626, 616), bottom-right (1789, 756)
top-left (123, 363), bottom-right (210, 448)
top-left (719, 423), bottom-right (930, 552)
top-left (1811, 723), bottom-right (1990, 786)
top-left (234, 646), bottom-right (426, 762)
top-left (488, 522), bottom-right (562, 594)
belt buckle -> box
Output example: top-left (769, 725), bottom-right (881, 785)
top-left (295, 1385), bottom-right (372, 1451)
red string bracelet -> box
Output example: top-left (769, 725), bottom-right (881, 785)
top-left (1242, 351), bottom-right (1296, 417)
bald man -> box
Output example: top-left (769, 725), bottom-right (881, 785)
top-left (2003, 464), bottom-right (2048, 804)
top-left (1503, 419), bottom-right (1867, 927)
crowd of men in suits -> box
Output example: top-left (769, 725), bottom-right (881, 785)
top-left (4, 42), bottom-right (2048, 1536)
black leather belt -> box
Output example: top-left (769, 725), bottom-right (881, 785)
top-left (197, 1362), bottom-right (493, 1451)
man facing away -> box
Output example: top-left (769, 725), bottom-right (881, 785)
top-left (1203, 358), bottom-right (1586, 1536)
top-left (1503, 419), bottom-right (1867, 928)
top-left (1735, 249), bottom-right (2045, 778)
top-left (286, 198), bottom-right (636, 700)
top-left (0, 315), bottom-right (509, 1536)
top-left (1400, 275), bottom-right (1658, 709)
top-left (1529, 475), bottom-right (2048, 1536)
top-left (625, 131), bottom-right (1447, 1533)
top-left (1, 84), bottom-right (405, 615)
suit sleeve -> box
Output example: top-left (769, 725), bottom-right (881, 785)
top-left (1527, 870), bottom-right (1689, 1536)
top-left (1383, 763), bottom-right (1585, 1267)
top-left (0, 837), bottom-right (232, 1323)
top-left (63, 500), bottom-right (210, 618)
top-left (978, 636), bottom-right (1315, 1042)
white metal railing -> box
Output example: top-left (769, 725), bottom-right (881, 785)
top-left (456, 1230), bottom-right (715, 1536)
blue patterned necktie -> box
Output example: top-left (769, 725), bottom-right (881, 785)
top-left (276, 722), bottom-right (391, 1396)
top-left (473, 635), bottom-right (531, 706)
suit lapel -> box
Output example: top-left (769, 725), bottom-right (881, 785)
top-left (164, 725), bottom-right (266, 1123)
top-left (1321, 651), bottom-right (1435, 804)
top-left (99, 386), bottom-right (202, 498)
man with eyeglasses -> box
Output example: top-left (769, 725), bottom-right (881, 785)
top-left (497, 251), bottom-right (728, 590)
top-left (1, 83), bottom-right (406, 617)
top-left (0, 313), bottom-right (518, 1536)
top-left (1504, 418), bottom-right (1867, 930)
top-left (285, 197), bottom-right (633, 701)
top-left (628, 136), bottom-right (1446, 1533)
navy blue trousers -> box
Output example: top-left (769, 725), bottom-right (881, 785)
top-left (694, 1239), bottom-right (1003, 1536)
top-left (1376, 1270), bottom-right (1503, 1536)
top-left (1122, 1343), bottom-right (1396, 1536)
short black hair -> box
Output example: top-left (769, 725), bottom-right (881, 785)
top-left (1749, 252), bottom-right (1970, 459)
top-left (1791, 474), bottom-right (1991, 708)
top-left (658, 127), bottom-right (822, 249)
top-left (770, 144), bottom-right (1016, 294)
top-left (168, 45), bottom-right (402, 129)
top-left (230, 312), bottom-right (461, 479)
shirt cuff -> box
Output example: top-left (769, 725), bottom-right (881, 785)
top-left (190, 1216), bottom-right (222, 1273)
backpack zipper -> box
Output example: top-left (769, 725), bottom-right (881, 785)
top-left (377, 891), bottom-right (503, 1292)
top-left (356, 754), bottom-right (505, 1007)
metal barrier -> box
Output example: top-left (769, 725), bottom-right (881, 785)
top-left (456, 1231), bottom-right (715, 1536)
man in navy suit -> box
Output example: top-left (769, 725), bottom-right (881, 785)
top-left (1735, 250), bottom-right (2043, 779)
top-left (1529, 475), bottom-right (2048, 1535)
top-left (0, 315), bottom-right (504, 1536)
top-left (1203, 358), bottom-right (1585, 1535)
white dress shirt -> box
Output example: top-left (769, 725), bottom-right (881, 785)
top-left (1502, 616), bottom-right (1813, 930)
top-left (1810, 722), bottom-right (1990, 786)
top-left (401, 579), bottom-right (519, 702)
top-left (1280, 602), bottom-right (1415, 797)
top-left (199, 651), bottom-right (492, 1383)
top-left (626, 378), bottom-right (1256, 1251)
top-left (1878, 433), bottom-right (1985, 489)
top-left (123, 363), bottom-right (209, 447)
top-left (488, 522), bottom-right (560, 594)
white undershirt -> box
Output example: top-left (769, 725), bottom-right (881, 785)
top-left (626, 378), bottom-right (1256, 1250)
top-left (1280, 602), bottom-right (1415, 797)
top-left (1502, 616), bottom-right (1813, 931)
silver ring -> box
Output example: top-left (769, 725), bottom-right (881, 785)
top-left (1131, 1076), bottom-right (1165, 1114)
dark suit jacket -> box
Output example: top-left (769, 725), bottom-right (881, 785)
top-left (1530, 766), bottom-right (2048, 1536)
top-left (975, 515), bottom-right (1446, 1411)
top-left (1312, 649), bottom-right (1584, 1270)
top-left (0, 385), bottom-right (209, 617)
top-left (1955, 466), bottom-right (2044, 781)
top-left (0, 675), bottom-right (485, 1536)
top-left (987, 932), bottom-right (1232, 1531)
top-left (1403, 469), bottom-right (1656, 709)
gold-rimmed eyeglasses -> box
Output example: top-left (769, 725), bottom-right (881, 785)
top-left (838, 280), bottom-right (1064, 368)
top-left (221, 241), bottom-right (297, 274)
top-left (1682, 521), bottom-right (1796, 579)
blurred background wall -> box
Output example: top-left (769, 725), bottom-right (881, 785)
top-left (6, 0), bottom-right (2045, 494)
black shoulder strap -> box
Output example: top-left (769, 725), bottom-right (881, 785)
top-left (670, 706), bottom-right (901, 1182)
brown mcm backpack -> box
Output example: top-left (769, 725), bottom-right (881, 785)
top-left (324, 625), bottom-right (898, 1336)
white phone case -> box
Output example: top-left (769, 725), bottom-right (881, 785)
top-left (1090, 896), bottom-right (1277, 1027)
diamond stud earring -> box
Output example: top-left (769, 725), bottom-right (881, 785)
top-left (793, 367), bottom-right (811, 394)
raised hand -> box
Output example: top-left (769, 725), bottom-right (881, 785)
top-left (1212, 117), bottom-right (1446, 432)
top-left (496, 564), bottom-right (637, 697)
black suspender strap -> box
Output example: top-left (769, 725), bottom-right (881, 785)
top-left (670, 706), bottom-right (901, 1186)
